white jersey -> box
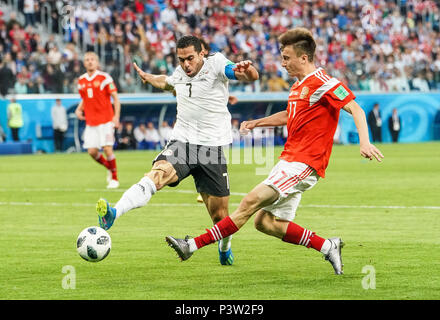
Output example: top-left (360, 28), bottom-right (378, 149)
top-left (166, 52), bottom-right (233, 146)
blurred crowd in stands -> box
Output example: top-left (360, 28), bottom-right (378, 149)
top-left (0, 0), bottom-right (439, 96)
top-left (115, 119), bottom-right (173, 150)
top-left (113, 118), bottom-right (288, 150)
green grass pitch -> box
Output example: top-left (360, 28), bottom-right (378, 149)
top-left (0, 142), bottom-right (439, 300)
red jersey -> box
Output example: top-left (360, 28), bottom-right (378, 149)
top-left (280, 68), bottom-right (355, 178)
top-left (78, 71), bottom-right (118, 126)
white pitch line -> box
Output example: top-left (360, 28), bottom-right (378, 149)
top-left (300, 204), bottom-right (440, 210)
top-left (0, 187), bottom-right (248, 196)
top-left (0, 201), bottom-right (439, 210)
top-left (0, 188), bottom-right (438, 210)
top-left (0, 202), bottom-right (208, 207)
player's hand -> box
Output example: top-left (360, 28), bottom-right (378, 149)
top-left (228, 95), bottom-right (238, 105)
top-left (360, 143), bottom-right (384, 162)
top-left (112, 116), bottom-right (120, 129)
top-left (239, 120), bottom-right (256, 136)
top-left (233, 60), bottom-right (253, 73)
top-left (133, 62), bottom-right (148, 84)
top-left (75, 109), bottom-right (85, 121)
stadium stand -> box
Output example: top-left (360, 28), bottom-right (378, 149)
top-left (0, 0), bottom-right (439, 95)
top-left (1, 0), bottom-right (440, 154)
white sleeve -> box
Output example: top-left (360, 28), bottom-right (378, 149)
top-left (165, 68), bottom-right (181, 87)
top-left (100, 73), bottom-right (114, 91)
top-left (211, 52), bottom-right (234, 80)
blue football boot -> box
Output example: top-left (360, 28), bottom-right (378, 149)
top-left (96, 198), bottom-right (116, 231)
top-left (218, 243), bottom-right (234, 265)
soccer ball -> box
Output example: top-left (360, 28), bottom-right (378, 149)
top-left (76, 226), bottom-right (111, 262)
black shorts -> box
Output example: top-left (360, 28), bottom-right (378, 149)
top-left (153, 140), bottom-right (230, 197)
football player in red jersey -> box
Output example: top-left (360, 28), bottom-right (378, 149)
top-left (75, 52), bottom-right (121, 189)
top-left (166, 28), bottom-right (384, 275)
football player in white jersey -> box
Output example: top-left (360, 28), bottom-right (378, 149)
top-left (95, 36), bottom-right (259, 265)
top-left (196, 37), bottom-right (238, 203)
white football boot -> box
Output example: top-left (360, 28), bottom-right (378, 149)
top-left (107, 179), bottom-right (120, 189)
top-left (324, 237), bottom-right (345, 275)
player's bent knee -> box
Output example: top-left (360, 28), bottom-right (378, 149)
top-left (239, 192), bottom-right (265, 215)
top-left (254, 213), bottom-right (264, 232)
top-left (88, 149), bottom-right (99, 158)
top-left (254, 210), bottom-right (271, 232)
top-left (102, 146), bottom-right (114, 157)
top-left (146, 161), bottom-right (178, 190)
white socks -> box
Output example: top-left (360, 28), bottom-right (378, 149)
top-left (320, 239), bottom-right (332, 255)
top-left (187, 239), bottom-right (198, 253)
top-left (187, 235), bottom-right (232, 254)
top-left (218, 235), bottom-right (232, 252)
top-left (114, 176), bottom-right (157, 219)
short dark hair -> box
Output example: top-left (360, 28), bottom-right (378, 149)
top-left (176, 35), bottom-right (202, 53)
top-left (278, 28), bottom-right (316, 62)
top-left (199, 38), bottom-right (210, 53)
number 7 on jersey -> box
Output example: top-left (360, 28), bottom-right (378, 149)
top-left (186, 83), bottom-right (192, 97)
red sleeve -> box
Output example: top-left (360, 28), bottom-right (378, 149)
top-left (322, 82), bottom-right (356, 109)
top-left (105, 81), bottom-right (118, 95)
top-left (78, 82), bottom-right (85, 99)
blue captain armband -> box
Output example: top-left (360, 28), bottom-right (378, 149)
top-left (225, 63), bottom-right (237, 80)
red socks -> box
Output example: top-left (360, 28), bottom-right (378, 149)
top-left (194, 216), bottom-right (239, 249)
top-left (95, 154), bottom-right (109, 168)
top-left (282, 222), bottom-right (326, 252)
top-left (94, 153), bottom-right (118, 180)
top-left (107, 156), bottom-right (118, 180)
top-left (192, 217), bottom-right (325, 253)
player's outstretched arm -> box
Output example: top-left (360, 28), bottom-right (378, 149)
top-left (233, 60), bottom-right (259, 82)
top-left (240, 111), bottom-right (287, 135)
top-left (343, 100), bottom-right (384, 162)
top-left (133, 62), bottom-right (174, 91)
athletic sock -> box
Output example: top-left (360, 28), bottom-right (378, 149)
top-left (282, 222), bottom-right (330, 254)
top-left (106, 154), bottom-right (118, 180)
top-left (114, 176), bottom-right (156, 219)
top-left (188, 216), bottom-right (239, 253)
top-left (218, 235), bottom-right (232, 252)
top-left (94, 153), bottom-right (110, 169)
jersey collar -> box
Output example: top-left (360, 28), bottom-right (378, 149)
top-left (84, 70), bottom-right (100, 81)
top-left (294, 67), bottom-right (322, 88)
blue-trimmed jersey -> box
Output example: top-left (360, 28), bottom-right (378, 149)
top-left (224, 62), bottom-right (237, 80)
